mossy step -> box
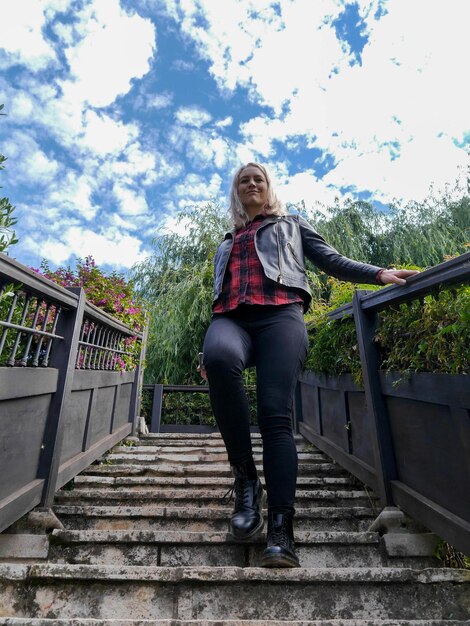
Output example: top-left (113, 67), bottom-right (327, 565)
top-left (1, 617), bottom-right (470, 626)
top-left (83, 462), bottom-right (344, 477)
top-left (104, 452), bottom-right (327, 464)
top-left (53, 504), bottom-right (376, 533)
top-left (1, 564), bottom-right (469, 621)
top-left (73, 475), bottom-right (359, 489)
top-left (55, 488), bottom-right (378, 509)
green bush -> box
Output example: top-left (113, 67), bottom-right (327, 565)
top-left (304, 271), bottom-right (470, 381)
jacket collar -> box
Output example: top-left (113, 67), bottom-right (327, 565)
top-left (224, 213), bottom-right (283, 238)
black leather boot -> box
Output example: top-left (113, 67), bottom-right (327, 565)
top-left (223, 462), bottom-right (264, 539)
top-left (261, 511), bottom-right (300, 567)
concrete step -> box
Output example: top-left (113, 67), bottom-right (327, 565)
top-left (83, 462), bottom-right (346, 477)
top-left (53, 505), bottom-right (377, 533)
top-left (54, 488), bottom-right (378, 508)
top-left (1, 617), bottom-right (470, 626)
top-left (103, 452), bottom-right (328, 464)
top-left (47, 529), bottom-right (436, 569)
top-left (112, 443), bottom-right (315, 454)
top-left (73, 475), bottom-right (360, 490)
top-left (1, 564), bottom-right (469, 620)
top-left (136, 432), bottom-right (305, 443)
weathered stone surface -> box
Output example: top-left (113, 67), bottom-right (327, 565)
top-left (0, 535), bottom-right (50, 559)
top-left (1, 432), bottom-right (467, 623)
top-left (53, 505), bottom-right (376, 533)
top-left (0, 618), bottom-right (470, 626)
top-left (1, 565), bottom-right (469, 620)
top-left (55, 488), bottom-right (377, 509)
top-left (82, 462), bottom-right (344, 477)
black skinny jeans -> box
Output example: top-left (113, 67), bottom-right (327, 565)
top-left (202, 303), bottom-right (309, 514)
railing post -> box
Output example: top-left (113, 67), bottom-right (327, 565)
top-left (130, 321), bottom-right (148, 436)
top-left (39, 287), bottom-right (86, 507)
top-left (352, 290), bottom-right (397, 506)
top-left (150, 384), bottom-right (164, 433)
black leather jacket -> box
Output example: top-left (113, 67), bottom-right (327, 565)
top-left (213, 214), bottom-right (382, 310)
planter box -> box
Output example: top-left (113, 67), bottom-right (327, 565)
top-left (298, 370), bottom-right (470, 553)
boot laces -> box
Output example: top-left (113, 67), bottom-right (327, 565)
top-left (221, 477), bottom-right (254, 509)
top-left (269, 519), bottom-right (289, 548)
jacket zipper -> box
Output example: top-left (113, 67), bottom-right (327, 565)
top-left (220, 236), bottom-right (234, 288)
top-left (287, 242), bottom-right (306, 273)
top-left (275, 222), bottom-right (283, 283)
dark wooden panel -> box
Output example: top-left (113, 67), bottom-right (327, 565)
top-left (319, 387), bottom-right (349, 452)
top-left (381, 372), bottom-right (470, 407)
top-left (0, 395), bottom-right (51, 500)
top-left (391, 481), bottom-right (470, 556)
top-left (299, 421), bottom-right (378, 491)
top-left (87, 385), bottom-right (115, 447)
top-left (0, 479), bottom-right (44, 534)
top-left (56, 423), bottom-right (132, 489)
top-left (348, 391), bottom-right (375, 467)
top-left (0, 367), bottom-right (58, 401)
top-left (71, 369), bottom-right (135, 391)
top-left (387, 396), bottom-right (470, 521)
top-left (59, 389), bottom-right (92, 463)
top-left (299, 380), bottom-right (320, 435)
top-left (113, 382), bottom-right (132, 429)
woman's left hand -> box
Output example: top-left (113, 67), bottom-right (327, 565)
top-left (378, 268), bottom-right (420, 286)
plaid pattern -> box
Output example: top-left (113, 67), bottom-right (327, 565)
top-left (213, 213), bottom-right (303, 313)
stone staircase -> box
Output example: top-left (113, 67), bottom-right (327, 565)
top-left (1, 432), bottom-right (469, 625)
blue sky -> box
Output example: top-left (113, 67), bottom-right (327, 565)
top-left (0, 0), bottom-right (468, 272)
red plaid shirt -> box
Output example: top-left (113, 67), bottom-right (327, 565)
top-left (213, 213), bottom-right (304, 313)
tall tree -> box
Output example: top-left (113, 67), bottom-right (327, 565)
top-left (0, 105), bottom-right (18, 253)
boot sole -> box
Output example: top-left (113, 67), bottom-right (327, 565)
top-left (231, 513), bottom-right (264, 540)
top-left (260, 552), bottom-right (300, 568)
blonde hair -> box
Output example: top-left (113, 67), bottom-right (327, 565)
top-left (228, 162), bottom-right (286, 229)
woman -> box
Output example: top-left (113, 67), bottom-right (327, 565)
top-left (200, 162), bottom-right (418, 568)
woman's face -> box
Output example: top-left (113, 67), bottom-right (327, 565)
top-left (238, 165), bottom-right (268, 215)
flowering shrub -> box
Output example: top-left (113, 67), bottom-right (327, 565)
top-left (33, 256), bottom-right (146, 371)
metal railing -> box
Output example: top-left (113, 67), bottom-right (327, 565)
top-left (0, 253), bottom-right (146, 533)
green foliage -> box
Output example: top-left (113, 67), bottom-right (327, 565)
top-left (435, 540), bottom-right (470, 569)
top-left (306, 191), bottom-right (469, 269)
top-left (0, 105), bottom-right (18, 253)
top-left (304, 277), bottom-right (382, 385)
top-left (140, 384), bottom-right (258, 428)
top-left (304, 271), bottom-right (470, 379)
top-left (132, 202), bottom-right (228, 384)
top-left (376, 284), bottom-right (470, 374)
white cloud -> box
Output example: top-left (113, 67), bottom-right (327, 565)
top-left (146, 92), bottom-right (173, 109)
top-left (114, 185), bottom-right (149, 216)
top-left (47, 173), bottom-right (96, 220)
top-left (214, 116), bottom-right (233, 129)
top-left (276, 170), bottom-right (345, 209)
top-left (3, 131), bottom-right (59, 185)
top-left (25, 226), bottom-right (148, 268)
top-left (80, 111), bottom-right (138, 156)
top-left (175, 106), bottom-right (212, 128)
top-left (60, 0), bottom-right (156, 108)
top-left (0, 1), bottom-right (58, 71)
top-left (171, 172), bottom-right (224, 209)
top-left (166, 0), bottom-right (469, 202)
